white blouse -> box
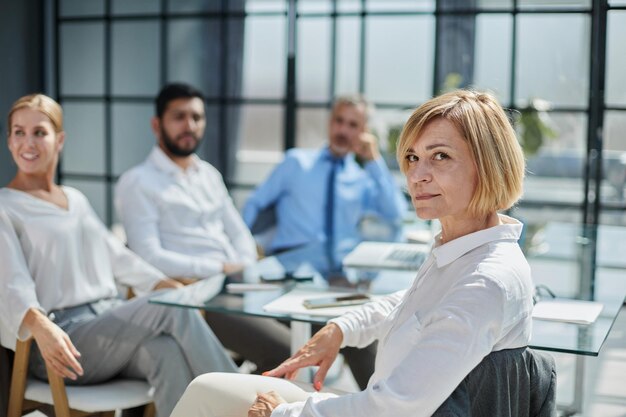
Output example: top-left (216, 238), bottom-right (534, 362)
top-left (0, 186), bottom-right (165, 342)
top-left (272, 215), bottom-right (534, 417)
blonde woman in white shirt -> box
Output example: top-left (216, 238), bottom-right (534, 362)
top-left (170, 89), bottom-right (532, 417)
top-left (0, 94), bottom-right (237, 417)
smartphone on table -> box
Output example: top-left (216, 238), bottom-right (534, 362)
top-left (302, 293), bottom-right (370, 309)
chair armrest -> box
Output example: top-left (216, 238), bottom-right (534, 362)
top-left (7, 339), bottom-right (31, 417)
top-left (46, 365), bottom-right (71, 417)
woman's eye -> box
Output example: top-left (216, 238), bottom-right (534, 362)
top-left (434, 152), bottom-right (449, 161)
top-left (14, 130), bottom-right (24, 137)
top-left (405, 154), bottom-right (418, 163)
top-left (35, 130), bottom-right (47, 137)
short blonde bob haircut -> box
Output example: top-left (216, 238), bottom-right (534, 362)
top-left (397, 89), bottom-right (525, 216)
top-left (7, 94), bottom-right (64, 134)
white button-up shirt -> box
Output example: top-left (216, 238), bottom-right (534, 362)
top-left (0, 187), bottom-right (165, 343)
top-left (115, 147), bottom-right (256, 278)
top-left (272, 215), bottom-right (534, 417)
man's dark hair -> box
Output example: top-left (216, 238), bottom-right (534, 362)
top-left (155, 83), bottom-right (205, 118)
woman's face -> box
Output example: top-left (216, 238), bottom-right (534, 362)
top-left (8, 108), bottom-right (64, 176)
top-left (404, 117), bottom-right (478, 224)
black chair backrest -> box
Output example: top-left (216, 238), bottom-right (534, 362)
top-left (433, 347), bottom-right (557, 417)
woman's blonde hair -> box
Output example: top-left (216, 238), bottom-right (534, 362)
top-left (7, 94), bottom-right (63, 134)
top-left (397, 89), bottom-right (525, 216)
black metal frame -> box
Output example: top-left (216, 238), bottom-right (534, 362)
top-left (51, 0), bottom-right (623, 298)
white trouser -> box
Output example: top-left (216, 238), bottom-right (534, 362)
top-left (170, 373), bottom-right (341, 417)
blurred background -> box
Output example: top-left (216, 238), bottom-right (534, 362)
top-left (1, 0), bottom-right (626, 307)
top-left (2, 2), bottom-right (626, 415)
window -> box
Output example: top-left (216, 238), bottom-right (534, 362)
top-left (53, 0), bottom-right (626, 300)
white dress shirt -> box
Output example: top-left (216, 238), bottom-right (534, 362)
top-left (0, 187), bottom-right (165, 342)
top-left (272, 215), bottom-right (534, 417)
top-left (115, 147), bottom-right (256, 278)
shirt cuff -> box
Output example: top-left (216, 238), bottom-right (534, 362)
top-left (16, 305), bottom-right (46, 342)
top-left (193, 258), bottom-right (223, 278)
top-left (271, 401), bottom-right (306, 417)
top-left (328, 316), bottom-right (356, 348)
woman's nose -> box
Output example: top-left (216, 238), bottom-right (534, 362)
top-left (407, 162), bottom-right (431, 183)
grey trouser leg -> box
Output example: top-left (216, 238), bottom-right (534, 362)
top-left (119, 335), bottom-right (193, 417)
top-left (30, 293), bottom-right (237, 417)
top-left (204, 312), bottom-right (291, 374)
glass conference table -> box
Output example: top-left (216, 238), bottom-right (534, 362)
top-left (149, 241), bottom-right (624, 415)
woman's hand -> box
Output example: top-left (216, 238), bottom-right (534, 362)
top-left (153, 278), bottom-right (184, 290)
top-left (223, 262), bottom-right (245, 275)
top-left (262, 323), bottom-right (343, 391)
top-left (23, 308), bottom-right (83, 380)
top-left (248, 391), bottom-right (286, 417)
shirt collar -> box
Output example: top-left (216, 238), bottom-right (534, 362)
top-left (148, 146), bottom-right (201, 176)
top-left (321, 146), bottom-right (349, 165)
top-left (431, 214), bottom-right (523, 268)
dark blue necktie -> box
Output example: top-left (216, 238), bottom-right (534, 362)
top-left (325, 158), bottom-right (340, 267)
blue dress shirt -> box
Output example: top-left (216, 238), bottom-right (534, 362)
top-left (242, 147), bottom-right (407, 262)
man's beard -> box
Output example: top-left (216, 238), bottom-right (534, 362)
top-left (161, 126), bottom-right (201, 157)
top-left (329, 133), bottom-right (351, 156)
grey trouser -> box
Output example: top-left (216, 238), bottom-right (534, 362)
top-left (30, 293), bottom-right (238, 417)
top-left (204, 312), bottom-right (291, 374)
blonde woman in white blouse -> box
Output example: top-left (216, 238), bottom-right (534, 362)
top-left (170, 89), bottom-right (533, 417)
top-left (0, 94), bottom-right (237, 417)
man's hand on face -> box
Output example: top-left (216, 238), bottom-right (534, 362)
top-left (352, 131), bottom-right (380, 162)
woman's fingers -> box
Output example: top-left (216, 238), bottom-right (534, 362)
top-left (47, 355), bottom-right (78, 380)
top-left (313, 360), bottom-right (333, 391)
top-left (248, 391), bottom-right (285, 417)
top-left (61, 347), bottom-right (84, 377)
top-left (264, 324), bottom-right (343, 383)
top-left (41, 333), bottom-right (83, 379)
top-left (61, 335), bottom-right (84, 375)
top-left (285, 369), bottom-right (299, 380)
top-left (25, 311), bottom-right (84, 380)
top-left (263, 355), bottom-right (307, 378)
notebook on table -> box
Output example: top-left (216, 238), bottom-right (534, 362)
top-left (532, 298), bottom-right (604, 325)
top-left (342, 242), bottom-right (430, 271)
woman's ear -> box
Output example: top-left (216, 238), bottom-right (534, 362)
top-left (57, 131), bottom-right (66, 151)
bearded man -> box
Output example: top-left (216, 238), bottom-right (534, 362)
top-left (115, 83), bottom-right (291, 374)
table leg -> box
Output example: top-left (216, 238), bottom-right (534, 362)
top-left (557, 355), bottom-right (585, 416)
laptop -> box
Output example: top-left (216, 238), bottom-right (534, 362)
top-left (342, 241), bottom-right (430, 270)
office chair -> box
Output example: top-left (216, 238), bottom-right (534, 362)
top-left (433, 347), bottom-right (557, 417)
top-left (2, 326), bottom-right (155, 417)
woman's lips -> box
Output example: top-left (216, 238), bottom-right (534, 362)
top-left (21, 152), bottom-right (39, 161)
top-left (413, 193), bottom-right (439, 201)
